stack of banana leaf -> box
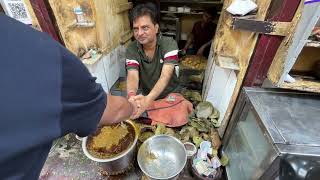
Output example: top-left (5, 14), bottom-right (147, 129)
top-left (137, 101), bottom-right (221, 148)
top-left (181, 89), bottom-right (202, 107)
top-left (136, 101), bottom-right (229, 167)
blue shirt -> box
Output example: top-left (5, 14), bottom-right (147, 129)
top-left (0, 14), bottom-right (106, 179)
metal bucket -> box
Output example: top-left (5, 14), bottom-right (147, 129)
top-left (81, 120), bottom-right (139, 174)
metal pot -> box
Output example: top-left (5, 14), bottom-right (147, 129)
top-left (81, 120), bottom-right (139, 174)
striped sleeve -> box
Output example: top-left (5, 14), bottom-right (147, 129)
top-left (161, 37), bottom-right (179, 65)
top-left (126, 59), bottom-right (139, 70)
top-left (125, 43), bottom-right (140, 70)
top-left (164, 50), bottom-right (179, 64)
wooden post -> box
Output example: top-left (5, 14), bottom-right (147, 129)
top-left (243, 0), bottom-right (301, 86)
top-left (29, 0), bottom-right (61, 42)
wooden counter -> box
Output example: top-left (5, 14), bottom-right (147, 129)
top-left (40, 134), bottom-right (195, 180)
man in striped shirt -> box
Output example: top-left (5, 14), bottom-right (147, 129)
top-left (126, 3), bottom-right (180, 118)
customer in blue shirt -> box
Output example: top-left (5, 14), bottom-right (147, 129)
top-left (0, 14), bottom-right (137, 179)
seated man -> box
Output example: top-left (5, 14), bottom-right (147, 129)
top-left (183, 8), bottom-right (217, 58)
top-left (126, 3), bottom-right (180, 118)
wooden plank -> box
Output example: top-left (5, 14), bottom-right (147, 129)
top-left (68, 21), bottom-right (95, 29)
top-left (29, 0), bottom-right (60, 41)
top-left (202, 45), bottom-right (215, 98)
top-left (23, 0), bottom-right (41, 30)
top-left (208, 0), bottom-right (272, 135)
top-left (216, 55), bottom-right (240, 71)
top-left (116, 2), bottom-right (132, 14)
top-left (268, 2), bottom-right (320, 85)
top-left (94, 0), bottom-right (111, 53)
top-left (48, 0), bottom-right (98, 56)
top-left (94, 0), bottom-right (131, 54)
top-left (281, 79), bottom-right (320, 93)
top-left (120, 30), bottom-right (133, 45)
top-left (292, 47), bottom-right (320, 72)
top-left (269, 21), bottom-right (291, 36)
top-left (217, 70), bottom-right (237, 136)
top-left (47, 0), bottom-right (130, 56)
top-left (206, 67), bottom-right (232, 110)
top-left (205, 66), bottom-right (237, 136)
top-left (244, 0), bottom-right (302, 87)
top-left (305, 40), bottom-right (320, 48)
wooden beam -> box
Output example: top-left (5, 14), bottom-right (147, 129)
top-left (243, 0), bottom-right (302, 87)
top-left (29, 0), bottom-right (61, 42)
top-left (204, 0), bottom-right (273, 136)
top-left (120, 30), bottom-right (133, 45)
top-left (270, 22), bottom-right (291, 36)
top-left (116, 2), bottom-right (133, 14)
top-left (305, 40), bottom-right (320, 48)
top-left (23, 0), bottom-right (41, 31)
top-left (281, 79), bottom-right (320, 93)
top-left (268, 2), bottom-right (320, 86)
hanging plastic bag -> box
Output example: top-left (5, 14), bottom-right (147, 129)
top-left (226, 0), bottom-right (258, 16)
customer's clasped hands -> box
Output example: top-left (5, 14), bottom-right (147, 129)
top-left (128, 94), bottom-right (153, 119)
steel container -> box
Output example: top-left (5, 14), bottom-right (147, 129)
top-left (81, 120), bottom-right (138, 174)
top-left (137, 135), bottom-right (187, 180)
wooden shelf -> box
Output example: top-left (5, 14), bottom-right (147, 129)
top-left (305, 40), bottom-right (320, 48)
top-left (160, 10), bottom-right (203, 15)
top-left (162, 31), bottom-right (177, 35)
top-left (68, 21), bottom-right (95, 29)
top-left (115, 2), bottom-right (133, 13)
top-left (281, 79), bottom-right (320, 93)
top-left (160, 0), bottom-right (223, 5)
top-left (216, 55), bottom-right (240, 71)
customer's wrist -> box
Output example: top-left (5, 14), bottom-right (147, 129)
top-left (127, 91), bottom-right (136, 99)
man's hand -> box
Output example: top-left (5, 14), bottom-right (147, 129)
top-left (128, 95), bottom-right (142, 119)
top-left (128, 97), bottom-right (140, 118)
top-left (312, 27), bottom-right (320, 39)
top-left (196, 46), bottom-right (205, 56)
top-left (130, 95), bottom-right (153, 119)
top-left (99, 95), bottom-right (138, 126)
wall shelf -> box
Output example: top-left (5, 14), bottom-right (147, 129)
top-left (160, 0), bottom-right (223, 5)
top-left (162, 32), bottom-right (176, 36)
top-left (216, 55), bottom-right (240, 71)
top-left (67, 21), bottom-right (95, 29)
top-left (160, 10), bottom-right (203, 15)
top-left (281, 79), bottom-right (320, 93)
top-left (305, 40), bottom-right (320, 48)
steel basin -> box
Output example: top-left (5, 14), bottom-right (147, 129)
top-left (137, 135), bottom-right (187, 180)
top-left (81, 120), bottom-right (138, 174)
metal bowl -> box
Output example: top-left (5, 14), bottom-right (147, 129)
top-left (81, 120), bottom-right (138, 174)
top-left (137, 135), bottom-right (187, 180)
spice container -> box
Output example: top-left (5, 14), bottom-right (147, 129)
top-left (74, 6), bottom-right (85, 23)
top-left (184, 142), bottom-right (197, 159)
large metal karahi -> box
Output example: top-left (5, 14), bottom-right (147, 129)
top-left (222, 87), bottom-right (320, 180)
